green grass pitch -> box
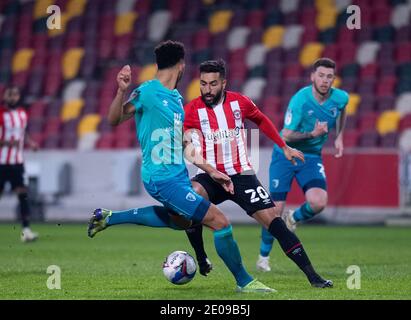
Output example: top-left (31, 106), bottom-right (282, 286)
top-left (1, 223), bottom-right (410, 300)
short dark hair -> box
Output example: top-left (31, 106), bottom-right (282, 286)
top-left (199, 59), bottom-right (227, 79)
top-left (312, 58), bottom-right (336, 72)
top-left (154, 40), bottom-right (185, 70)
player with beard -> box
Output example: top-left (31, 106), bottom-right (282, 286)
top-left (0, 86), bottom-right (39, 242)
top-left (256, 58), bottom-right (348, 272)
top-left (182, 59), bottom-right (333, 288)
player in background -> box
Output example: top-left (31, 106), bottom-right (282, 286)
top-left (256, 58), bottom-right (348, 272)
top-left (0, 86), bottom-right (39, 242)
top-left (88, 41), bottom-right (274, 293)
top-left (182, 59), bottom-right (333, 288)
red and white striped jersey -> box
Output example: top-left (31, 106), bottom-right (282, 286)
top-left (184, 91), bottom-right (262, 176)
top-left (0, 106), bottom-right (28, 165)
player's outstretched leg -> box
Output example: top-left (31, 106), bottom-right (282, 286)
top-left (256, 227), bottom-right (275, 272)
top-left (267, 216), bottom-right (333, 288)
top-left (87, 206), bottom-right (185, 238)
top-left (185, 224), bottom-right (213, 276)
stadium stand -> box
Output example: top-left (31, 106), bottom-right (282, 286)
top-left (0, 0), bottom-right (410, 150)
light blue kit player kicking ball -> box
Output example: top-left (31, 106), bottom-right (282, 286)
top-left (87, 40), bottom-right (274, 292)
top-left (256, 58), bottom-right (349, 273)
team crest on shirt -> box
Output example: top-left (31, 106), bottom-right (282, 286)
top-left (233, 109), bottom-right (241, 120)
top-left (330, 107), bottom-right (337, 118)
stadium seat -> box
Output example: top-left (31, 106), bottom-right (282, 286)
top-left (62, 48), bottom-right (85, 80)
top-left (376, 110), bottom-right (401, 135)
top-left (356, 42), bottom-right (380, 66)
top-left (299, 42), bottom-right (323, 67)
top-left (380, 131), bottom-right (398, 147)
top-left (395, 93), bottom-right (411, 116)
top-left (345, 93), bottom-right (361, 116)
top-left (242, 78), bottom-right (266, 101)
top-left (209, 10), bottom-right (233, 34)
top-left (148, 10), bottom-right (171, 42)
top-left (63, 80), bottom-right (86, 102)
top-left (12, 49), bottom-right (34, 73)
top-left (343, 130), bottom-right (359, 147)
top-left (358, 129), bottom-right (379, 147)
top-left (115, 12), bottom-right (138, 36)
top-left (61, 99), bottom-right (84, 122)
top-left (262, 25), bottom-right (284, 49)
top-left (186, 78), bottom-right (200, 102)
top-left (246, 44), bottom-right (268, 68)
top-left (282, 25), bottom-right (304, 49)
top-left (78, 114), bottom-right (101, 137)
top-left (227, 26), bottom-right (251, 50)
top-left (358, 112), bottom-right (379, 132)
top-left (138, 64), bottom-right (157, 83)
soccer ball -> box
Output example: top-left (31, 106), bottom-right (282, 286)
top-left (162, 251), bottom-right (197, 285)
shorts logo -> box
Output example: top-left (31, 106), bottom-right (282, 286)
top-left (186, 192), bottom-right (196, 202)
top-left (272, 179), bottom-right (279, 189)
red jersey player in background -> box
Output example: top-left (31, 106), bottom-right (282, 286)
top-left (0, 86), bottom-right (39, 242)
top-left (183, 60), bottom-right (332, 288)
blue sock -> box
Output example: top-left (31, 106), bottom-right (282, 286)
top-left (293, 203), bottom-right (316, 222)
top-left (213, 225), bottom-right (253, 287)
top-left (107, 206), bottom-right (183, 230)
top-left (259, 227), bottom-right (275, 257)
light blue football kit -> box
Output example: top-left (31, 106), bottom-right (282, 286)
top-left (259, 85), bottom-right (348, 257)
top-left (99, 79), bottom-right (254, 288)
top-left (270, 85), bottom-right (349, 201)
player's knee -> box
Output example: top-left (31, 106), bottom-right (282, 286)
top-left (308, 195), bottom-right (327, 213)
top-left (203, 205), bottom-right (230, 230)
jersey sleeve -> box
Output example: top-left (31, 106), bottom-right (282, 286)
top-left (283, 94), bottom-right (303, 131)
top-left (339, 90), bottom-right (349, 110)
top-left (183, 101), bottom-right (197, 131)
top-left (125, 87), bottom-right (143, 112)
top-left (240, 95), bottom-right (261, 120)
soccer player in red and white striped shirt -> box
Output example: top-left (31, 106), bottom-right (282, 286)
top-left (183, 60), bottom-right (332, 288)
top-left (0, 86), bottom-right (39, 242)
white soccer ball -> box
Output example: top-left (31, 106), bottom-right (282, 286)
top-left (162, 251), bottom-right (197, 285)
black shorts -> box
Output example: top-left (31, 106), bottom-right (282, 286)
top-left (0, 164), bottom-right (25, 191)
top-left (191, 171), bottom-right (274, 216)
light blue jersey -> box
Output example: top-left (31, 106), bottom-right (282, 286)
top-left (277, 85), bottom-right (349, 155)
top-left (127, 79), bottom-right (186, 183)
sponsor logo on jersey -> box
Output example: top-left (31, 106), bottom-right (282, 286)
top-left (330, 107), bottom-right (337, 117)
top-left (162, 100), bottom-right (169, 106)
top-left (205, 126), bottom-right (241, 143)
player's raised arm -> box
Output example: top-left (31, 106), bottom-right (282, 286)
top-left (107, 65), bottom-right (136, 126)
top-left (244, 96), bottom-right (304, 164)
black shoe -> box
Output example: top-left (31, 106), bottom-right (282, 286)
top-left (198, 258), bottom-right (213, 276)
top-left (310, 276), bottom-right (333, 288)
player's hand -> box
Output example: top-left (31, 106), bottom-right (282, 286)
top-left (311, 120), bottom-right (328, 138)
top-left (117, 65), bottom-right (131, 92)
top-left (334, 135), bottom-right (344, 158)
top-left (210, 170), bottom-right (234, 194)
top-left (282, 145), bottom-right (305, 165)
